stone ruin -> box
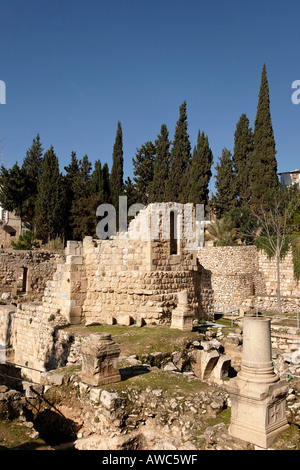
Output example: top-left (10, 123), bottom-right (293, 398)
top-left (0, 203), bottom-right (214, 383)
top-left (228, 315), bottom-right (289, 448)
top-left (81, 333), bottom-right (121, 386)
top-left (0, 202), bottom-right (297, 450)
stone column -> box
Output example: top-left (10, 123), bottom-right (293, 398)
top-left (228, 316), bottom-right (289, 449)
top-left (170, 290), bottom-right (194, 331)
top-left (81, 333), bottom-right (121, 386)
top-left (239, 316), bottom-right (277, 383)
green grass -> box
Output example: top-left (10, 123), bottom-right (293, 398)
top-left (272, 423), bottom-right (300, 450)
top-left (103, 368), bottom-right (212, 396)
top-left (0, 419), bottom-right (51, 450)
top-left (67, 324), bottom-right (201, 357)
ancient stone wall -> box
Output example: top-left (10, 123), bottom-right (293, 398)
top-left (0, 250), bottom-right (65, 302)
top-left (40, 203), bottom-right (213, 326)
top-left (197, 246), bottom-right (300, 310)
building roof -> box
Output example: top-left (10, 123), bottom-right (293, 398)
top-left (278, 169), bottom-right (300, 175)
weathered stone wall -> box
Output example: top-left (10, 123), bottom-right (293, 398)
top-left (40, 203), bottom-right (213, 326)
top-left (0, 250), bottom-right (65, 302)
top-left (0, 303), bottom-right (72, 383)
top-left (197, 246), bottom-right (300, 310)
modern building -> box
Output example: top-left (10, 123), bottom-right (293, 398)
top-left (278, 169), bottom-right (300, 188)
top-left (0, 207), bottom-right (29, 248)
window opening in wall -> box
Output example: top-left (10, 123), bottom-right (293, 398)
top-left (17, 267), bottom-right (28, 294)
top-left (170, 211), bottom-right (178, 255)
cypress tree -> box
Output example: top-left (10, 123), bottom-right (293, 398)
top-left (91, 159), bottom-right (102, 195)
top-left (102, 163), bottom-right (110, 203)
top-left (149, 124), bottom-right (170, 203)
top-left (132, 141), bottom-right (156, 205)
top-left (71, 154), bottom-right (95, 239)
top-left (63, 151), bottom-right (80, 240)
top-left (167, 101), bottom-right (191, 203)
top-left (212, 148), bottom-right (236, 219)
top-left (21, 134), bottom-right (44, 227)
top-left (35, 146), bottom-right (64, 243)
top-left (233, 114), bottom-right (254, 205)
top-left (110, 121), bottom-right (124, 210)
top-left (188, 130), bottom-right (213, 207)
top-left (251, 64), bottom-right (279, 208)
top-left (90, 160), bottom-right (111, 233)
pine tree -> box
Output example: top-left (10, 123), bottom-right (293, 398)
top-left (123, 176), bottom-right (138, 208)
top-left (167, 101), bottom-right (191, 203)
top-left (212, 148), bottom-right (236, 219)
top-left (71, 155), bottom-right (95, 239)
top-left (91, 160), bottom-right (102, 195)
top-left (21, 134), bottom-right (44, 227)
top-left (35, 146), bottom-right (64, 243)
top-left (132, 141), bottom-right (156, 205)
top-left (63, 151), bottom-right (80, 240)
top-left (233, 114), bottom-right (254, 205)
top-left (22, 134), bottom-right (44, 180)
top-left (0, 163), bottom-right (29, 223)
top-left (110, 121), bottom-right (124, 210)
top-left (251, 64), bottom-right (279, 208)
top-left (90, 160), bottom-right (111, 235)
top-left (149, 124), bottom-right (170, 202)
top-left (188, 130), bottom-right (213, 207)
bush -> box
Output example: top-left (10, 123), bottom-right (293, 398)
top-left (11, 231), bottom-right (40, 250)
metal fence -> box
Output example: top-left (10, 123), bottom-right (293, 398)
top-left (213, 303), bottom-right (300, 329)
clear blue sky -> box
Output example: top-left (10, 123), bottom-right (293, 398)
top-left (0, 0), bottom-right (299, 196)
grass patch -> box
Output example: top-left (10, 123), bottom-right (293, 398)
top-left (103, 368), bottom-right (213, 397)
top-left (0, 419), bottom-right (50, 450)
top-left (271, 423), bottom-right (300, 450)
top-left (67, 324), bottom-right (201, 357)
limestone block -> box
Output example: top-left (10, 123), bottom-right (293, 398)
top-left (211, 355), bottom-right (231, 381)
top-left (100, 390), bottom-right (119, 409)
top-left (117, 315), bottom-right (133, 326)
top-left (81, 333), bottom-right (121, 386)
top-left (190, 349), bottom-right (219, 380)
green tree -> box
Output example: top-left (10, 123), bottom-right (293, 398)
top-left (149, 124), bottom-right (170, 202)
top-left (212, 148), bottom-right (236, 219)
top-left (11, 230), bottom-right (40, 250)
top-left (35, 146), bottom-right (64, 243)
top-left (110, 121), bottom-right (124, 210)
top-left (251, 64), bottom-right (279, 209)
top-left (22, 134), bottom-right (44, 180)
top-left (167, 101), bottom-right (191, 203)
top-left (63, 151), bottom-right (80, 240)
top-left (70, 154), bottom-right (96, 239)
top-left (123, 176), bottom-right (138, 208)
top-left (206, 218), bottom-right (237, 246)
top-left (132, 141), bottom-right (156, 205)
top-left (252, 187), bottom-right (300, 311)
top-left (91, 160), bottom-right (110, 205)
top-left (233, 114), bottom-right (254, 204)
top-left (188, 130), bottom-right (213, 207)
top-left (0, 163), bottom-right (29, 223)
top-left (102, 163), bottom-right (110, 204)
